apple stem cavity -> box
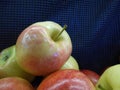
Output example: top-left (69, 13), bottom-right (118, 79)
top-left (54, 24), bottom-right (67, 41)
top-left (3, 55), bottom-right (9, 61)
top-left (0, 54), bottom-right (9, 66)
top-left (98, 84), bottom-right (105, 90)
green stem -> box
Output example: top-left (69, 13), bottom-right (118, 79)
top-left (54, 24), bottom-right (67, 41)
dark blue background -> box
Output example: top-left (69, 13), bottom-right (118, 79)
top-left (0, 0), bottom-right (120, 74)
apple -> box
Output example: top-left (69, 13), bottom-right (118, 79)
top-left (0, 45), bottom-right (35, 82)
top-left (81, 69), bottom-right (100, 86)
top-left (0, 77), bottom-right (34, 90)
top-left (16, 21), bottom-right (72, 76)
top-left (37, 69), bottom-right (95, 90)
top-left (60, 56), bottom-right (79, 70)
top-left (96, 64), bottom-right (120, 90)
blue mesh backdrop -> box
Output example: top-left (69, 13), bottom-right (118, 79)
top-left (0, 0), bottom-right (120, 73)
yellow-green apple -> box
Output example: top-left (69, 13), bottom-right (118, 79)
top-left (16, 21), bottom-right (72, 76)
top-left (0, 77), bottom-right (34, 90)
top-left (96, 64), bottom-right (120, 90)
top-left (81, 69), bottom-right (100, 86)
top-left (60, 56), bottom-right (79, 70)
top-left (0, 45), bottom-right (35, 82)
top-left (37, 69), bottom-right (95, 90)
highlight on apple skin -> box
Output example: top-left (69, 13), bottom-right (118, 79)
top-left (37, 69), bottom-right (95, 90)
top-left (16, 21), bottom-right (72, 76)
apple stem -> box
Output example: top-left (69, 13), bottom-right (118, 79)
top-left (54, 24), bottom-right (67, 41)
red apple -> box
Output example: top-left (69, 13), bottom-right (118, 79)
top-left (16, 21), bottom-right (72, 76)
top-left (81, 69), bottom-right (100, 86)
top-left (37, 69), bottom-right (95, 90)
top-left (0, 77), bottom-right (34, 90)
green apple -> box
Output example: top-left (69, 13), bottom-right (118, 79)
top-left (60, 56), bottom-right (79, 70)
top-left (16, 21), bottom-right (72, 76)
top-left (0, 45), bottom-right (35, 82)
top-left (96, 64), bottom-right (120, 90)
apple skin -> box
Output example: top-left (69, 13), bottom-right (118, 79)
top-left (60, 56), bottom-right (79, 70)
top-left (16, 21), bottom-right (72, 76)
top-left (37, 69), bottom-right (95, 90)
top-left (0, 45), bottom-right (35, 82)
top-left (96, 64), bottom-right (120, 90)
top-left (0, 77), bottom-right (34, 90)
top-left (81, 69), bottom-right (100, 86)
